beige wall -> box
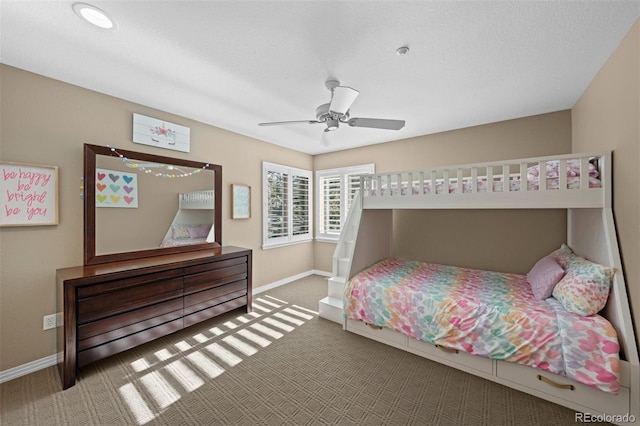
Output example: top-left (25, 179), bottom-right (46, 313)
top-left (392, 209), bottom-right (566, 274)
top-left (313, 111), bottom-right (572, 273)
top-left (0, 65), bottom-right (314, 371)
top-left (572, 20), bottom-right (640, 346)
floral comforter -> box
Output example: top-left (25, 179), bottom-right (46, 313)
top-left (344, 258), bottom-right (620, 394)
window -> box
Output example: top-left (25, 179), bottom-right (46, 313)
top-left (262, 162), bottom-right (312, 248)
top-left (316, 164), bottom-right (374, 241)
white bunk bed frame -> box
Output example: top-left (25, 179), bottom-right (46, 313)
top-left (319, 151), bottom-right (639, 424)
top-left (160, 189), bottom-right (215, 245)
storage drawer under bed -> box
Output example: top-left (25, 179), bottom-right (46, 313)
top-left (346, 319), bottom-right (494, 376)
top-left (346, 318), bottom-right (408, 348)
top-left (407, 337), bottom-right (493, 375)
top-left (496, 359), bottom-right (630, 415)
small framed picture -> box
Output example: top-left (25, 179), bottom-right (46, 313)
top-left (232, 184), bottom-right (251, 219)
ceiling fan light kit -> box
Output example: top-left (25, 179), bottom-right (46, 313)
top-left (258, 80), bottom-right (405, 145)
top-left (326, 117), bottom-right (340, 131)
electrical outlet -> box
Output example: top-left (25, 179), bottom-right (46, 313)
top-left (43, 314), bottom-right (57, 330)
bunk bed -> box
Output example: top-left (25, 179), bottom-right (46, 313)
top-left (160, 190), bottom-right (215, 247)
top-left (321, 151), bottom-right (638, 424)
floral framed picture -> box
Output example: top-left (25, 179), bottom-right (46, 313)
top-left (232, 184), bottom-right (251, 219)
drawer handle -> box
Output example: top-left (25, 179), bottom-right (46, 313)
top-left (537, 374), bottom-right (575, 391)
top-left (365, 323), bottom-right (383, 330)
top-left (435, 344), bottom-right (459, 354)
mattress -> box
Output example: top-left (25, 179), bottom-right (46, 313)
top-left (344, 257), bottom-right (620, 394)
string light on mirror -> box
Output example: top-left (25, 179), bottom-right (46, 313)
top-left (107, 146), bottom-right (210, 178)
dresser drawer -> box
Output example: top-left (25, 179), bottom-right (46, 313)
top-left (77, 277), bottom-right (183, 324)
top-left (183, 256), bottom-right (247, 276)
top-left (184, 295), bottom-right (248, 328)
top-left (77, 298), bottom-right (183, 344)
top-left (184, 263), bottom-right (247, 294)
top-left (77, 318), bottom-right (183, 367)
top-left (184, 281), bottom-right (247, 315)
top-left (77, 309), bottom-right (183, 351)
top-left (496, 360), bottom-right (630, 415)
top-left (77, 269), bottom-right (183, 299)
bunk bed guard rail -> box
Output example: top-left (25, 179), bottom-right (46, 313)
top-left (358, 152), bottom-right (609, 210)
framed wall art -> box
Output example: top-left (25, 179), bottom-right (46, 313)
top-left (132, 113), bottom-right (191, 153)
top-left (95, 168), bottom-right (139, 208)
top-left (231, 184), bottom-right (251, 219)
top-left (0, 161), bottom-right (59, 226)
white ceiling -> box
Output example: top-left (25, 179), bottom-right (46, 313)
top-left (2, 1), bottom-right (639, 155)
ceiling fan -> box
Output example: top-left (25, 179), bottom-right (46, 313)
top-left (258, 80), bottom-right (405, 145)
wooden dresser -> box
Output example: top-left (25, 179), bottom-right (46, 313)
top-left (56, 246), bottom-right (251, 389)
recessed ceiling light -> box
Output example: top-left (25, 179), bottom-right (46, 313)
top-left (72, 3), bottom-right (117, 30)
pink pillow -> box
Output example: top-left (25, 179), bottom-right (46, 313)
top-left (551, 243), bottom-right (575, 269)
top-left (188, 225), bottom-right (211, 239)
top-left (527, 255), bottom-right (565, 300)
top-left (527, 159), bottom-right (598, 180)
top-left (172, 226), bottom-right (190, 240)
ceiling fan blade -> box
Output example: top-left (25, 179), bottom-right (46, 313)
top-left (258, 120), bottom-right (320, 126)
top-left (347, 117), bottom-right (405, 130)
top-left (329, 86), bottom-right (359, 115)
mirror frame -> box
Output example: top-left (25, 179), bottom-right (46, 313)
top-left (84, 144), bottom-right (222, 265)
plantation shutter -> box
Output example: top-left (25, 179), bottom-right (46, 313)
top-left (345, 173), bottom-right (363, 217)
top-left (266, 169), bottom-right (289, 240)
top-left (319, 174), bottom-right (342, 237)
top-left (291, 173), bottom-right (310, 237)
top-left (315, 164), bottom-right (374, 241)
top-left (263, 162), bottom-right (312, 248)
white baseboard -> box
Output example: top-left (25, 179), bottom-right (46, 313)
top-left (0, 270), bottom-right (333, 384)
top-left (0, 352), bottom-right (60, 384)
top-left (253, 269), bottom-right (331, 295)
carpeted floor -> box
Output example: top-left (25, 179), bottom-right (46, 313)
top-left (1, 275), bottom-right (607, 425)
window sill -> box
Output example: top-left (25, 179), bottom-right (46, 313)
top-left (262, 239), bottom-right (313, 250)
top-left (315, 237), bottom-right (339, 243)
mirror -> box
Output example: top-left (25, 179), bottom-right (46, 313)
top-left (84, 144), bottom-right (222, 265)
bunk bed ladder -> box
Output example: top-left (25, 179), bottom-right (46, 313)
top-left (318, 190), bottom-right (363, 324)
